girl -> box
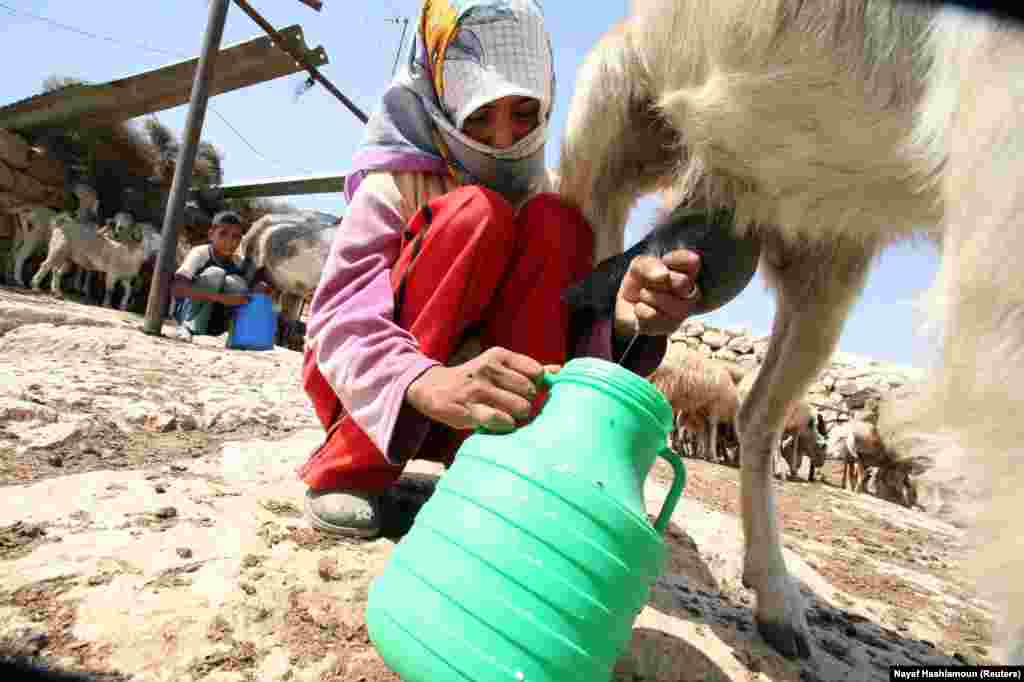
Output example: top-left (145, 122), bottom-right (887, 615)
top-left (298, 0), bottom-right (701, 537)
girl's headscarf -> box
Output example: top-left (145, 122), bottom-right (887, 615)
top-left (345, 0), bottom-right (555, 204)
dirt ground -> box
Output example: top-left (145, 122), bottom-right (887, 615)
top-left (654, 457), bottom-right (991, 662)
top-left (0, 451), bottom-right (989, 680)
top-left (0, 285), bottom-right (995, 681)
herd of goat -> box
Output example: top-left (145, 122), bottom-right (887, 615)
top-left (2, 183), bottom-right (338, 343)
top-left (649, 341), bottom-right (920, 508)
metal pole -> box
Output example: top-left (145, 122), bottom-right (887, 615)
top-left (232, 0), bottom-right (368, 123)
top-left (143, 0), bottom-right (231, 335)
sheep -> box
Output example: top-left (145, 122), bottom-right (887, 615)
top-left (648, 342), bottom-right (739, 462)
top-left (802, 412), bottom-right (829, 482)
top-left (23, 184), bottom-right (106, 298)
top-left (781, 401), bottom-right (828, 482)
top-left (831, 417), bottom-right (923, 508)
top-left (833, 419), bottom-right (887, 493)
top-left (735, 368), bottom-right (823, 481)
top-left (875, 464), bottom-right (918, 508)
top-left (554, 1), bottom-right (1024, 658)
top-left (31, 211), bottom-right (161, 310)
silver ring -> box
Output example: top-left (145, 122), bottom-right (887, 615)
top-left (684, 282), bottom-right (700, 300)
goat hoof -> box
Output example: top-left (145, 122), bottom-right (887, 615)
top-left (757, 618), bottom-right (812, 659)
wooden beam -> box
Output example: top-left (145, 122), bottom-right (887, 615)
top-left (194, 173), bottom-right (347, 200)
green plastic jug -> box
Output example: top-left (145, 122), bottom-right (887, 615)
top-left (365, 357), bottom-right (687, 682)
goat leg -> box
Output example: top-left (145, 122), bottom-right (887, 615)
top-left (708, 414), bottom-right (719, 464)
top-left (738, 237), bottom-right (871, 659)
top-left (13, 240), bottom-right (33, 288)
top-left (52, 262), bottom-right (73, 297)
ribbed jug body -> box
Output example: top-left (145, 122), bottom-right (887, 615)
top-left (366, 358), bottom-right (686, 682)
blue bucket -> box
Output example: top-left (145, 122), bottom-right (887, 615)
top-left (227, 293), bottom-right (277, 351)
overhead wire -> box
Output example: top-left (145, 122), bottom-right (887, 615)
top-left (0, 1), bottom-right (183, 57)
top-left (387, 17), bottom-right (410, 78)
top-left (0, 0), bottom-right (315, 175)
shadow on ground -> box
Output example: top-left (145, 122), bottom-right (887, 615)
top-left (309, 462), bottom-right (970, 682)
top-left (638, 517), bottom-right (970, 681)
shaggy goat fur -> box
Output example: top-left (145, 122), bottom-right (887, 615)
top-left (238, 212), bottom-right (337, 328)
top-left (558, 0), bottom-right (1024, 661)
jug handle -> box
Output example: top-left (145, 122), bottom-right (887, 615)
top-left (541, 371), bottom-right (687, 533)
top-left (653, 446), bottom-right (687, 534)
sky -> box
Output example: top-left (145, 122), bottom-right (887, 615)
top-left (0, 0), bottom-right (942, 368)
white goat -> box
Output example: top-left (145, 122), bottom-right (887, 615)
top-left (10, 206), bottom-right (58, 287)
top-left (558, 0), bottom-right (1024, 662)
top-left (32, 212), bottom-right (160, 310)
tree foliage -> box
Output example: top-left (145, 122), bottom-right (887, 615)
top-left (30, 74), bottom-right (302, 241)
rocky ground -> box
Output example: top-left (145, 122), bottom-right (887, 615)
top-left (0, 286), bottom-right (995, 681)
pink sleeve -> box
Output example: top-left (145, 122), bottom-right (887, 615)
top-left (305, 179), bottom-right (438, 464)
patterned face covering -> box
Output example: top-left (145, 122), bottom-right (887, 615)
top-left (346, 1), bottom-right (555, 203)
top-left (428, 1), bottom-right (553, 200)
top-left (420, 0), bottom-right (554, 200)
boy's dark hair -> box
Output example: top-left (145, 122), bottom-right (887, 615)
top-left (211, 210), bottom-right (243, 227)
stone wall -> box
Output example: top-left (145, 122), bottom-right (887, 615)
top-left (669, 319), bottom-right (924, 436)
top-left (0, 128), bottom-right (66, 212)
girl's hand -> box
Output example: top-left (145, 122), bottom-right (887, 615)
top-left (614, 249), bottom-right (701, 338)
top-left (406, 347), bottom-right (558, 433)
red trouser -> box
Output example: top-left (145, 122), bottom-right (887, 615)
top-left (297, 186), bottom-right (594, 492)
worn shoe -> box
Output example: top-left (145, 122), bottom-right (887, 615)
top-left (175, 325), bottom-right (193, 343)
top-left (304, 488), bottom-right (385, 538)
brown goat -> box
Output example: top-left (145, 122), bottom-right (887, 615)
top-left (648, 343), bottom-right (739, 461)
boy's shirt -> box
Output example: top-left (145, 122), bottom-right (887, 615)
top-left (176, 244), bottom-right (253, 284)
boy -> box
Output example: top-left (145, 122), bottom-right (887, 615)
top-left (172, 211), bottom-right (271, 342)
